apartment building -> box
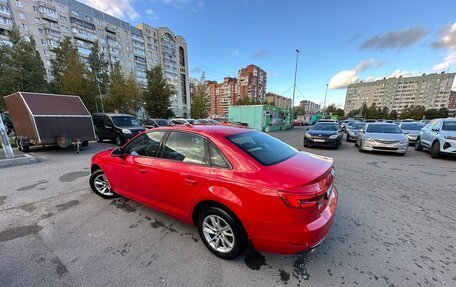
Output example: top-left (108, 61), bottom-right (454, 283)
top-left (1, 0), bottom-right (190, 116)
top-left (205, 77), bottom-right (237, 117)
top-left (265, 92), bottom-right (291, 109)
top-left (238, 64), bottom-right (267, 102)
top-left (344, 73), bottom-right (455, 115)
top-left (299, 100), bottom-right (321, 114)
top-left (449, 90), bottom-right (456, 109)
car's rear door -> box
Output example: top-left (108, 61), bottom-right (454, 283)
top-left (148, 131), bottom-right (211, 218)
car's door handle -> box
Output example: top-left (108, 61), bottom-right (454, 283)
top-left (138, 168), bottom-right (147, 174)
top-left (184, 177), bottom-right (198, 186)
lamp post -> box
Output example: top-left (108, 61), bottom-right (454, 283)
top-left (292, 49), bottom-right (300, 110)
top-left (323, 83), bottom-right (328, 114)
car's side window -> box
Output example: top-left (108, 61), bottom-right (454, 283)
top-left (103, 115), bottom-right (112, 127)
top-left (208, 142), bottom-right (230, 169)
top-left (161, 132), bottom-right (208, 165)
top-left (124, 131), bottom-right (166, 157)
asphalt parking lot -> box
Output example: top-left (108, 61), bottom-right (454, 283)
top-left (1, 126), bottom-right (455, 287)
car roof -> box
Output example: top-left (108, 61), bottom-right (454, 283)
top-left (94, 113), bottom-right (134, 117)
top-left (150, 125), bottom-right (252, 137)
top-left (366, 122), bottom-right (397, 125)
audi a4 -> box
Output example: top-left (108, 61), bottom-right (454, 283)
top-left (89, 126), bottom-right (338, 259)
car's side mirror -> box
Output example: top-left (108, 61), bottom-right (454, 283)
top-left (432, 127), bottom-right (440, 132)
top-left (111, 147), bottom-right (124, 157)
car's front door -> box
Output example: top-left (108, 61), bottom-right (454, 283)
top-left (102, 115), bottom-right (115, 140)
top-left (421, 120), bottom-right (437, 146)
top-left (107, 131), bottom-right (166, 200)
top-left (148, 131), bottom-right (211, 218)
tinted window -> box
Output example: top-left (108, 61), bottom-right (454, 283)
top-left (209, 143), bottom-right (229, 168)
top-left (442, 121), bottom-right (456, 131)
top-left (312, 124), bottom-right (339, 131)
top-left (172, 120), bottom-right (185, 125)
top-left (400, 123), bottom-right (425, 130)
top-left (156, 119), bottom-right (174, 126)
top-left (366, 124), bottom-right (402, 134)
top-left (162, 132), bottom-right (208, 165)
top-left (352, 123), bottom-right (366, 129)
top-left (124, 131), bottom-right (165, 157)
top-left (112, 116), bottom-right (141, 127)
top-left (226, 131), bottom-right (297, 166)
top-left (103, 115), bottom-right (112, 126)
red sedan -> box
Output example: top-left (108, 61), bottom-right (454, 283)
top-left (89, 125), bottom-right (338, 259)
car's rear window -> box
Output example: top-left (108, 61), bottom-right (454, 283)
top-left (226, 131), bottom-right (297, 166)
top-left (401, 123), bottom-right (425, 130)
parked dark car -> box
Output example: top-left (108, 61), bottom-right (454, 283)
top-left (346, 122), bottom-right (366, 142)
top-left (304, 122), bottom-right (343, 148)
top-left (1, 111), bottom-right (14, 134)
top-left (142, 118), bottom-right (175, 129)
top-left (93, 113), bottom-right (147, 146)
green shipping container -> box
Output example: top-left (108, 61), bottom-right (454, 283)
top-left (228, 105), bottom-right (293, 132)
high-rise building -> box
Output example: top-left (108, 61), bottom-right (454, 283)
top-left (237, 64), bottom-right (267, 102)
top-left (344, 73), bottom-right (455, 115)
top-left (2, 0), bottom-right (190, 116)
top-left (299, 100), bottom-right (321, 114)
top-left (205, 77), bottom-right (237, 117)
top-left (265, 92), bottom-right (291, 109)
top-left (449, 90), bottom-right (456, 110)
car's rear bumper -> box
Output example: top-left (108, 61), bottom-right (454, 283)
top-left (250, 186), bottom-right (338, 254)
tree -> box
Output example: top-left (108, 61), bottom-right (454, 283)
top-left (400, 105), bottom-right (425, 120)
top-left (105, 62), bottom-right (142, 114)
top-left (0, 26), bottom-right (48, 109)
top-left (437, 107), bottom-right (449, 118)
top-left (324, 103), bottom-right (338, 114)
top-left (334, 108), bottom-right (345, 118)
top-left (389, 110), bottom-right (398, 120)
top-left (144, 65), bottom-right (174, 118)
top-left (88, 41), bottom-right (109, 106)
top-left (50, 37), bottom-right (74, 92)
top-left (190, 74), bottom-right (209, 119)
top-left (236, 97), bottom-right (262, 105)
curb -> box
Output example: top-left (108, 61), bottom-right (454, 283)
top-left (0, 154), bottom-right (37, 168)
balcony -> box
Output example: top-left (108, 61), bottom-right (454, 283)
top-left (40, 12), bottom-right (58, 22)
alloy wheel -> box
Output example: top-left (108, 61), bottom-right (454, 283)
top-left (93, 173), bottom-right (113, 196)
top-left (202, 215), bottom-right (235, 253)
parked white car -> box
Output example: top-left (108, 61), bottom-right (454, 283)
top-left (415, 118), bottom-right (456, 158)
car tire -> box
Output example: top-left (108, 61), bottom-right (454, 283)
top-left (358, 140), bottom-right (363, 152)
top-left (97, 135), bottom-right (103, 143)
top-left (346, 135), bottom-right (350, 142)
top-left (115, 134), bottom-right (124, 146)
top-left (197, 207), bottom-right (247, 260)
top-left (414, 138), bottom-right (423, 151)
top-left (89, 169), bottom-right (119, 199)
top-left (355, 139), bottom-right (359, 147)
top-left (431, 141), bottom-right (440, 159)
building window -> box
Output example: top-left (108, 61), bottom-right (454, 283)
top-left (59, 15), bottom-right (67, 22)
top-left (21, 23), bottom-right (27, 30)
top-left (16, 1), bottom-right (23, 8)
top-left (19, 12), bottom-right (25, 19)
top-left (179, 47), bottom-right (185, 67)
top-left (43, 49), bottom-right (48, 56)
top-left (61, 26), bottom-right (68, 32)
top-left (33, 6), bottom-right (38, 12)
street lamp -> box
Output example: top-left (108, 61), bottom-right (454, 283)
top-left (323, 83), bottom-right (328, 114)
top-left (292, 49), bottom-right (300, 110)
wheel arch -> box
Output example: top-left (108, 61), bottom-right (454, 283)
top-left (91, 164), bottom-right (101, 173)
top-left (192, 200), bottom-right (247, 236)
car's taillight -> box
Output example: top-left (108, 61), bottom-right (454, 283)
top-left (278, 191), bottom-right (321, 208)
top-left (278, 167), bottom-right (335, 209)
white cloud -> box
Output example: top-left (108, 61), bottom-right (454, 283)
top-left (156, 0), bottom-right (205, 11)
top-left (145, 9), bottom-right (159, 20)
top-left (79, 0), bottom-right (140, 21)
top-left (231, 49), bottom-right (240, 56)
top-left (328, 60), bottom-right (383, 89)
top-left (432, 22), bottom-right (456, 50)
top-left (432, 52), bottom-right (456, 71)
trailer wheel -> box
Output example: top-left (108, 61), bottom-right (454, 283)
top-left (81, 140), bottom-right (89, 147)
top-left (17, 137), bottom-right (30, 152)
top-left (56, 135), bottom-right (71, 149)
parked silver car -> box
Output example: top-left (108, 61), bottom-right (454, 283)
top-left (415, 118), bottom-right (456, 158)
top-left (399, 122), bottom-right (426, 144)
top-left (356, 123), bottom-right (409, 155)
top-left (346, 122), bottom-right (366, 142)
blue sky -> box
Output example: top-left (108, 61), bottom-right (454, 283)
top-left (81, 0), bottom-right (456, 107)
